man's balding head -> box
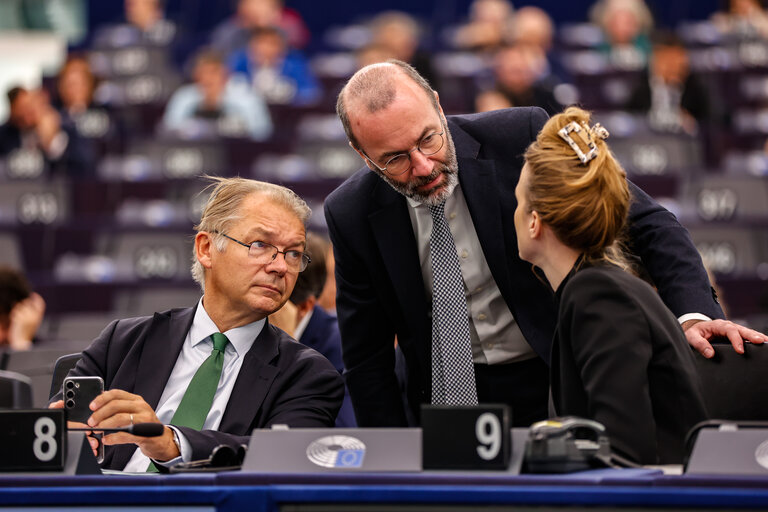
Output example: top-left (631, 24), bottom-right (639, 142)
top-left (336, 59), bottom-right (439, 149)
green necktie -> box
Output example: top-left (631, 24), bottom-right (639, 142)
top-left (147, 332), bottom-right (229, 472)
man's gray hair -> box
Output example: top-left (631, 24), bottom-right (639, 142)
top-left (336, 59), bottom-right (439, 149)
top-left (191, 176), bottom-right (311, 290)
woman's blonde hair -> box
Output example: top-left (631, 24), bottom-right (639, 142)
top-left (523, 106), bottom-right (630, 268)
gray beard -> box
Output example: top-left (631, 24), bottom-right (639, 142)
top-left (377, 124), bottom-right (460, 206)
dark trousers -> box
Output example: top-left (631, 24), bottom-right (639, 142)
top-left (474, 357), bottom-right (549, 427)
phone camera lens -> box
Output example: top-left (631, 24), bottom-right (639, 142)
top-left (65, 390), bottom-right (74, 399)
top-left (65, 381), bottom-right (74, 389)
top-left (66, 399), bottom-right (75, 408)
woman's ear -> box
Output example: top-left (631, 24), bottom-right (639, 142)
top-left (530, 210), bottom-right (542, 239)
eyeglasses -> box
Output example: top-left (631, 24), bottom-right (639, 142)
top-left (215, 232), bottom-right (311, 272)
top-left (360, 131), bottom-right (445, 177)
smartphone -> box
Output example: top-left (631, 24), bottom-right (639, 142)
top-left (63, 376), bottom-right (105, 464)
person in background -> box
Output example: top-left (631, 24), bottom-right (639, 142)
top-left (509, 6), bottom-right (571, 87)
top-left (93, 0), bottom-right (177, 48)
top-left (453, 0), bottom-right (515, 53)
top-left (474, 88), bottom-right (513, 112)
top-left (55, 55), bottom-right (119, 146)
top-left (51, 177), bottom-right (343, 471)
top-left (229, 26), bottom-right (321, 106)
top-left (0, 86), bottom-right (92, 176)
top-left (626, 31), bottom-right (718, 134)
top-left (282, 233), bottom-right (356, 428)
top-left (514, 106), bottom-right (707, 463)
top-left (590, 0), bottom-right (653, 69)
top-left (211, 0), bottom-right (310, 58)
top-left (712, 0), bottom-right (768, 40)
top-left (162, 48), bottom-right (272, 140)
top-left (0, 266), bottom-right (46, 351)
top-left (369, 11), bottom-right (438, 91)
top-left (491, 44), bottom-right (564, 116)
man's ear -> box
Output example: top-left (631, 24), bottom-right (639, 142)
top-left (349, 141), bottom-right (375, 170)
top-left (195, 231), bottom-right (214, 270)
top-left (433, 90), bottom-right (444, 116)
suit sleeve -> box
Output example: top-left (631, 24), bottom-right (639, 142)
top-left (559, 272), bottom-right (659, 464)
top-left (626, 182), bottom-right (723, 320)
top-left (324, 199), bottom-right (409, 427)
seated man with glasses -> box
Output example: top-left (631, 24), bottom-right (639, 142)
top-left (51, 176), bottom-right (344, 471)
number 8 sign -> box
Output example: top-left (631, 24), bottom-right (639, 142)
top-left (0, 410), bottom-right (65, 471)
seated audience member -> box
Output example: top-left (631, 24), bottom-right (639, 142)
top-left (626, 32), bottom-right (718, 134)
top-left (0, 86), bottom-right (91, 176)
top-left (355, 43), bottom-right (396, 70)
top-left (51, 177), bottom-right (344, 471)
top-left (0, 266), bottom-right (45, 351)
top-left (211, 0), bottom-right (309, 57)
top-left (55, 55), bottom-right (119, 145)
top-left (284, 233), bottom-right (356, 428)
top-left (369, 11), bottom-right (438, 91)
top-left (590, 0), bottom-right (653, 69)
top-left (474, 88), bottom-right (513, 112)
top-left (316, 239), bottom-right (337, 314)
top-left (491, 44), bottom-right (564, 116)
top-left (162, 48), bottom-right (272, 140)
top-left (93, 0), bottom-right (177, 48)
top-left (229, 26), bottom-right (321, 106)
top-left (515, 106), bottom-right (707, 464)
top-left (453, 0), bottom-right (515, 53)
top-left (509, 6), bottom-right (570, 86)
top-left (712, 0), bottom-right (768, 40)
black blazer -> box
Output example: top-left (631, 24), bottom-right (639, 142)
top-left (553, 262), bottom-right (708, 464)
top-left (61, 305), bottom-right (344, 470)
top-left (323, 106), bottom-right (723, 427)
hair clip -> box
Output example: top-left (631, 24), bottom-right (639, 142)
top-left (591, 123), bottom-right (610, 140)
top-left (558, 121), bottom-right (598, 164)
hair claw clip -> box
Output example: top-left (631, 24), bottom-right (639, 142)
top-left (558, 121), bottom-right (598, 164)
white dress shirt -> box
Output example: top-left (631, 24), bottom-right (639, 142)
top-left (406, 184), bottom-right (536, 365)
top-left (122, 298), bottom-right (265, 472)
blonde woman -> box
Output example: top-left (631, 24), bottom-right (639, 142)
top-left (514, 106), bottom-right (706, 464)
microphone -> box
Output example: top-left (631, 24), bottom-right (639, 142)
top-left (69, 422), bottom-right (165, 437)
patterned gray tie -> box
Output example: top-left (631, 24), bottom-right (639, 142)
top-left (427, 201), bottom-right (478, 406)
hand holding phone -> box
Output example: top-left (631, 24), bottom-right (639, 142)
top-left (63, 376), bottom-right (105, 463)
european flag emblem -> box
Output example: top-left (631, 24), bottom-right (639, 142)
top-left (335, 449), bottom-right (365, 468)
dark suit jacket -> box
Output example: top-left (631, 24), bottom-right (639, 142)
top-left (323, 106), bottom-right (723, 428)
top-left (299, 306), bottom-right (357, 428)
top-left (62, 305), bottom-right (344, 470)
top-left (553, 262), bottom-right (708, 464)
top-left (626, 71), bottom-right (717, 124)
top-left (0, 121), bottom-right (93, 176)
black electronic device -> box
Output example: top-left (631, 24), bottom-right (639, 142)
top-left (69, 423), bottom-right (165, 437)
top-left (421, 404), bottom-right (511, 470)
top-left (170, 444), bottom-right (247, 473)
top-left (62, 376), bottom-right (105, 464)
top-left (524, 417), bottom-right (612, 473)
top-left (0, 409), bottom-right (66, 471)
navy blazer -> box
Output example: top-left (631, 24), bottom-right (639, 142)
top-left (62, 305), bottom-right (344, 470)
top-left (324, 106), bottom-right (723, 427)
top-left (553, 262), bottom-right (708, 464)
top-left (299, 305), bottom-right (357, 427)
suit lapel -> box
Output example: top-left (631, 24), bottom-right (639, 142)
top-left (133, 307), bottom-right (195, 408)
top-left (368, 181), bottom-right (429, 333)
top-left (452, 121), bottom-right (512, 293)
top-left (219, 322), bottom-right (279, 434)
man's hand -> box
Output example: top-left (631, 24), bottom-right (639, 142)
top-left (683, 318), bottom-right (768, 358)
top-left (8, 292), bottom-right (45, 350)
top-left (87, 389), bottom-right (179, 462)
top-left (49, 399), bottom-right (101, 456)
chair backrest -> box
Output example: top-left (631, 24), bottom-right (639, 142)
top-left (49, 353), bottom-right (82, 400)
top-left (4, 348), bottom-right (84, 408)
top-left (694, 343), bottom-right (768, 421)
top-left (0, 370), bottom-right (33, 409)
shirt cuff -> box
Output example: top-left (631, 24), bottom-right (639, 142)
top-left (678, 313), bottom-right (712, 325)
top-left (152, 426), bottom-right (189, 468)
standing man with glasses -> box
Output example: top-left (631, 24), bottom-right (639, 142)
top-left (324, 60), bottom-right (765, 429)
top-left (51, 176), bottom-right (344, 471)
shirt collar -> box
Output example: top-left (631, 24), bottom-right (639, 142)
top-left (189, 297), bottom-right (265, 356)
